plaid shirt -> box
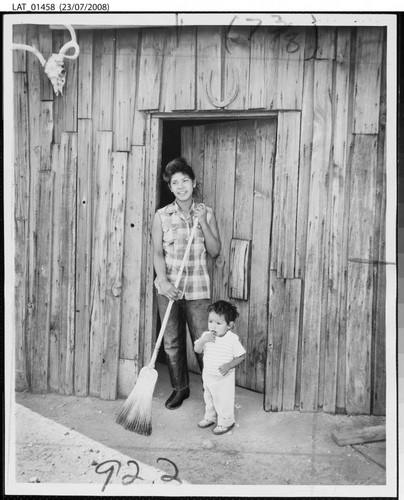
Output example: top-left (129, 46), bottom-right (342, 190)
top-left (155, 200), bottom-right (212, 300)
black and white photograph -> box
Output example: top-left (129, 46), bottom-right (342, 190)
top-left (3, 7), bottom-right (399, 497)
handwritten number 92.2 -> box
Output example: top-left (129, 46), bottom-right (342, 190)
top-left (95, 458), bottom-right (181, 491)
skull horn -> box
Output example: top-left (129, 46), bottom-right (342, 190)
top-left (58, 24), bottom-right (80, 60)
top-left (12, 42), bottom-right (46, 66)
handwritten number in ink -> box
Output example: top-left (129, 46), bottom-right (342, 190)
top-left (157, 457), bottom-right (182, 483)
top-left (121, 460), bottom-right (141, 485)
top-left (284, 32), bottom-right (300, 53)
top-left (246, 18), bottom-right (262, 40)
top-left (95, 460), bottom-right (121, 492)
top-left (272, 14), bottom-right (287, 25)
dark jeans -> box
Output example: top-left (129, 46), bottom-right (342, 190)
top-left (156, 294), bottom-right (211, 391)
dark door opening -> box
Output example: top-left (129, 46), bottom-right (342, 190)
top-left (156, 117), bottom-right (277, 391)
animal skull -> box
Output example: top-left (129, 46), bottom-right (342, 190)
top-left (12, 24), bottom-right (79, 96)
top-left (44, 54), bottom-right (66, 96)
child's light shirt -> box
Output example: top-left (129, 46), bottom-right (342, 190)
top-left (198, 330), bottom-right (246, 377)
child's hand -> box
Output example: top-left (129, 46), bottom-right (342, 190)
top-left (219, 362), bottom-right (231, 376)
top-left (205, 331), bottom-right (216, 343)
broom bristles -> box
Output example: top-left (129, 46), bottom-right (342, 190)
top-left (116, 366), bottom-right (158, 436)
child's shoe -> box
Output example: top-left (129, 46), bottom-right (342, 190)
top-left (212, 423), bottom-right (235, 435)
top-left (197, 418), bottom-right (215, 428)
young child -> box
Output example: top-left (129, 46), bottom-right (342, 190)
top-left (194, 300), bottom-right (246, 435)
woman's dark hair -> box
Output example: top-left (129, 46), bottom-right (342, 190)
top-left (163, 157), bottom-right (195, 184)
top-left (208, 300), bottom-right (239, 324)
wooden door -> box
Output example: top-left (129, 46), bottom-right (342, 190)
top-left (181, 119), bottom-right (277, 392)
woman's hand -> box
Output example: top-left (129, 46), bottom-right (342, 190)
top-left (194, 203), bottom-right (208, 226)
top-left (158, 279), bottom-right (181, 301)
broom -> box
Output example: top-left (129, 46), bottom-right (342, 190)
top-left (116, 216), bottom-right (200, 435)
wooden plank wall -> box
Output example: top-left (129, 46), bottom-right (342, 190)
top-left (13, 24), bottom-right (387, 414)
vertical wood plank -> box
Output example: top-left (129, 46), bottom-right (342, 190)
top-left (171, 27), bottom-right (196, 111)
top-left (30, 171), bottom-right (54, 392)
top-left (26, 25), bottom-right (41, 390)
top-left (77, 30), bottom-right (93, 119)
top-left (13, 24), bottom-right (27, 71)
top-left (180, 127), bottom-right (193, 165)
top-left (39, 101), bottom-right (54, 171)
top-left (100, 152), bottom-right (127, 400)
top-left (89, 132), bottom-right (113, 397)
top-left (39, 26), bottom-right (53, 101)
top-left (229, 239), bottom-right (251, 300)
top-left (202, 126), bottom-right (218, 211)
top-left (372, 35), bottom-right (386, 416)
top-left (180, 125), bottom-right (201, 189)
top-left (265, 271), bottom-right (285, 411)
top-left (273, 111), bottom-right (300, 278)
top-left (233, 121), bottom-right (256, 238)
top-left (119, 146), bottom-right (145, 394)
top-left (118, 359), bottom-right (138, 398)
top-left (113, 29), bottom-right (139, 151)
top-left (232, 120), bottom-right (256, 387)
top-left (58, 133), bottom-right (77, 395)
top-left (336, 28), bottom-right (357, 413)
top-left (132, 31), bottom-right (147, 146)
top-left (346, 134), bottom-right (377, 414)
top-left (132, 109), bottom-right (146, 146)
top-left (346, 262), bottom-right (373, 414)
top-left (300, 60), bottom-right (333, 412)
top-left (295, 58), bottom-right (314, 279)
top-left (193, 125), bottom-right (206, 202)
top-left (91, 30), bottom-right (115, 143)
top-left (316, 27), bottom-right (337, 60)
top-left (159, 29), bottom-right (176, 113)
top-left (266, 276), bottom-right (302, 411)
top-left (347, 136), bottom-right (378, 258)
top-left (137, 29), bottom-right (165, 111)
top-left (276, 27), bottom-right (305, 110)
top-left (323, 28), bottom-right (351, 413)
top-left (142, 117), bottom-right (162, 365)
top-left (248, 119), bottom-right (276, 393)
top-left (175, 27), bottom-right (196, 110)
top-left (353, 27), bottom-right (384, 134)
top-left (224, 26), bottom-right (250, 110)
top-left (282, 279), bottom-right (302, 410)
top-left (14, 72), bottom-right (29, 391)
top-left (212, 122), bottom-right (237, 302)
top-left (49, 143), bottom-right (61, 391)
top-left (196, 27), bottom-right (222, 110)
top-left (202, 125), bottom-right (218, 298)
top-left (249, 28), bottom-right (268, 109)
top-left (53, 30), bottom-right (78, 143)
top-left (248, 28), bottom-right (265, 109)
top-left (74, 119), bottom-right (93, 397)
top-left (264, 29), bottom-right (281, 110)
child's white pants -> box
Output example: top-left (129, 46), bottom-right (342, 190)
top-left (202, 371), bottom-right (235, 427)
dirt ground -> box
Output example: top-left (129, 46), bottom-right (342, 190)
top-left (10, 363), bottom-right (391, 495)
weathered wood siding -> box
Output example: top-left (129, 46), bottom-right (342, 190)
top-left (13, 24), bottom-right (387, 415)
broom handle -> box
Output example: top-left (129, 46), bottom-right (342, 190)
top-left (148, 217), bottom-right (200, 368)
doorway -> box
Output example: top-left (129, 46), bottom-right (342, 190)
top-left (156, 117), bottom-right (277, 393)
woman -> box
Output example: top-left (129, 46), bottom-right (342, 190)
top-left (152, 157), bottom-right (221, 410)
